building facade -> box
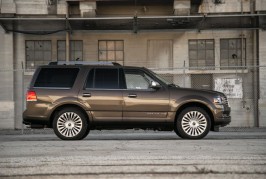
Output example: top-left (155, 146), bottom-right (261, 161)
top-left (0, 0), bottom-right (266, 129)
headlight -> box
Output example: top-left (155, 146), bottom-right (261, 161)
top-left (213, 96), bottom-right (229, 106)
top-left (213, 96), bottom-right (223, 104)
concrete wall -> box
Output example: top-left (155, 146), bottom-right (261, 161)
top-left (199, 0), bottom-right (251, 13)
top-left (259, 30), bottom-right (266, 127)
top-left (1, 0), bottom-right (266, 16)
top-left (1, 0), bottom-right (265, 128)
top-left (0, 28), bottom-right (14, 129)
top-left (256, 0), bottom-right (266, 11)
top-left (14, 0), bottom-right (48, 15)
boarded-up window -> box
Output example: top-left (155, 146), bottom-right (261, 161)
top-left (191, 74), bottom-right (213, 90)
top-left (220, 38), bottom-right (246, 69)
top-left (189, 39), bottom-right (214, 69)
top-left (57, 40), bottom-right (83, 61)
top-left (147, 40), bottom-right (173, 69)
top-left (26, 41), bottom-right (52, 69)
top-left (98, 40), bottom-right (124, 65)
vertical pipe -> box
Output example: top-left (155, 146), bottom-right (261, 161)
top-left (183, 60), bottom-right (185, 87)
top-left (254, 6), bottom-right (260, 127)
top-left (253, 29), bottom-right (259, 127)
top-left (21, 61), bottom-right (24, 134)
top-left (66, 2), bottom-right (70, 63)
top-left (240, 0), bottom-right (246, 108)
top-left (66, 31), bottom-right (70, 63)
top-left (246, 0), bottom-right (260, 127)
top-left (250, 0), bottom-right (259, 127)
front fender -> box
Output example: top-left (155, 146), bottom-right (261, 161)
top-left (170, 95), bottom-right (215, 113)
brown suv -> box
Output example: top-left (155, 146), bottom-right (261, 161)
top-left (23, 62), bottom-right (231, 140)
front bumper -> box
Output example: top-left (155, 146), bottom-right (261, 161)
top-left (215, 116), bottom-right (231, 127)
top-left (213, 105), bottom-right (231, 127)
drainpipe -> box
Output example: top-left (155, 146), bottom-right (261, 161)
top-left (254, 25), bottom-right (260, 127)
top-left (247, 0), bottom-right (259, 127)
top-left (252, 0), bottom-right (260, 127)
top-left (66, 2), bottom-right (70, 63)
top-left (240, 0), bottom-right (246, 109)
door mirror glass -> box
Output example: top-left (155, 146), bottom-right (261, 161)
top-left (150, 81), bottom-right (161, 89)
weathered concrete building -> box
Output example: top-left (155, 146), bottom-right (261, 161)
top-left (0, 0), bottom-right (266, 129)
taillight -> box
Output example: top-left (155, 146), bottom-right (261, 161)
top-left (26, 90), bottom-right (37, 101)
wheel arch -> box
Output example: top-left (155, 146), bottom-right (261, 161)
top-left (48, 104), bottom-right (90, 128)
top-left (175, 102), bottom-right (215, 131)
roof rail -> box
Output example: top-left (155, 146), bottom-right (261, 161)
top-left (48, 61), bottom-right (121, 66)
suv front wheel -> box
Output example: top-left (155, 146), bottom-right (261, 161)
top-left (175, 107), bottom-right (211, 139)
top-left (53, 108), bottom-right (89, 140)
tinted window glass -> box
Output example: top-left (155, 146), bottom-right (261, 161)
top-left (34, 68), bottom-right (79, 88)
top-left (94, 68), bottom-right (119, 89)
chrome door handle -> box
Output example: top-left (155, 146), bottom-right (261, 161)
top-left (128, 94), bottom-right (137, 98)
top-left (83, 93), bottom-right (91, 97)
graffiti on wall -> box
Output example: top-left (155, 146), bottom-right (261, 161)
top-left (214, 78), bottom-right (243, 98)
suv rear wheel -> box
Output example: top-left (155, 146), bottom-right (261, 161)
top-left (53, 108), bottom-right (89, 140)
top-left (175, 107), bottom-right (210, 139)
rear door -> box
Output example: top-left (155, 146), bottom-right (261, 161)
top-left (78, 67), bottom-right (124, 122)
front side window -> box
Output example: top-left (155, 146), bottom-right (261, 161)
top-left (26, 40), bottom-right (52, 69)
top-left (188, 39), bottom-right (214, 69)
top-left (220, 38), bottom-right (246, 69)
top-left (124, 70), bottom-right (153, 90)
top-left (86, 68), bottom-right (119, 89)
top-left (34, 68), bottom-right (79, 88)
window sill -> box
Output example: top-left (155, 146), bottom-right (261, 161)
top-left (24, 70), bottom-right (35, 76)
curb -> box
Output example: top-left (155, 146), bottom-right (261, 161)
top-left (0, 127), bottom-right (266, 135)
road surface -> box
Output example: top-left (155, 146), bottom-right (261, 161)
top-left (0, 130), bottom-right (266, 178)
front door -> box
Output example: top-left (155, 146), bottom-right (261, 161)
top-left (78, 68), bottom-right (123, 122)
top-left (122, 69), bottom-right (170, 122)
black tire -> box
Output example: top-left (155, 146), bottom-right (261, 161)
top-left (174, 107), bottom-right (211, 139)
top-left (80, 126), bottom-right (90, 140)
top-left (53, 107), bottom-right (89, 140)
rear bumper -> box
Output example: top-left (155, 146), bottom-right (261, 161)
top-left (23, 110), bottom-right (50, 126)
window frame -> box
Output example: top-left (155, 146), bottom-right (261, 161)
top-left (188, 39), bottom-right (215, 69)
top-left (25, 40), bottom-right (52, 69)
top-left (98, 40), bottom-right (124, 65)
top-left (220, 38), bottom-right (246, 70)
top-left (57, 40), bottom-right (83, 61)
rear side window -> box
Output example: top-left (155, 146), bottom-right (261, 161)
top-left (86, 68), bottom-right (119, 89)
top-left (34, 68), bottom-right (79, 88)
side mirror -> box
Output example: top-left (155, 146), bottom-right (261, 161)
top-left (150, 81), bottom-right (161, 89)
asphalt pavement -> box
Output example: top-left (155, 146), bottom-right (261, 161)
top-left (0, 130), bottom-right (266, 178)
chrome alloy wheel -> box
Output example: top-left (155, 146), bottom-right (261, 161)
top-left (57, 112), bottom-right (83, 137)
top-left (181, 111), bottom-right (207, 137)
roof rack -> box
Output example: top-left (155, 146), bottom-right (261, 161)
top-left (49, 61), bottom-right (121, 66)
